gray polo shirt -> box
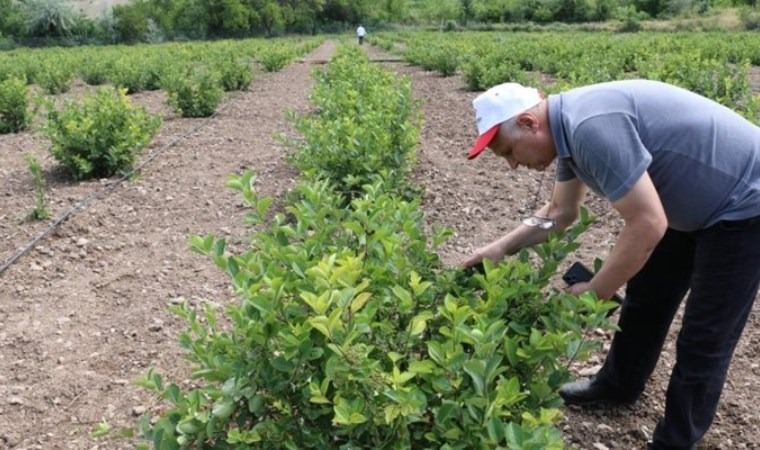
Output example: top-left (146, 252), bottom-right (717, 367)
top-left (548, 79), bottom-right (760, 232)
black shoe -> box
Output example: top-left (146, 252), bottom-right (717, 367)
top-left (559, 377), bottom-right (638, 407)
top-left (646, 442), bottom-right (696, 450)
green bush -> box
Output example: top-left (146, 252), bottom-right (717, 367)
top-left (741, 7), bottom-right (760, 30)
top-left (25, 154), bottom-right (50, 220)
top-left (290, 47), bottom-right (419, 200)
top-left (80, 58), bottom-right (110, 86)
top-left (109, 56), bottom-right (163, 93)
top-left (617, 6), bottom-right (643, 32)
top-left (36, 60), bottom-right (74, 94)
top-left (215, 55), bottom-right (254, 92)
top-left (258, 48), bottom-right (293, 72)
top-left (0, 76), bottom-right (32, 133)
top-left (163, 66), bottom-right (225, 118)
top-left (136, 174), bottom-right (613, 450)
top-left (44, 87), bottom-right (161, 180)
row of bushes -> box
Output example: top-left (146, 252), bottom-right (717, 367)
top-left (382, 31), bottom-right (760, 122)
top-left (0, 40), bottom-right (315, 182)
top-left (0, 38), bottom-right (319, 96)
top-left (130, 44), bottom-right (615, 449)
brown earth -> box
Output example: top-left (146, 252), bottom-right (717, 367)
top-left (0, 39), bottom-right (759, 450)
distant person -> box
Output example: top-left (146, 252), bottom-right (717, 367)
top-left (356, 25), bottom-right (366, 45)
top-left (461, 80), bottom-right (760, 449)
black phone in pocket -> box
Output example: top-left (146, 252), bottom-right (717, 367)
top-left (562, 261), bottom-right (623, 306)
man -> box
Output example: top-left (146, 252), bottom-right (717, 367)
top-left (462, 80), bottom-right (760, 449)
top-left (356, 24), bottom-right (366, 45)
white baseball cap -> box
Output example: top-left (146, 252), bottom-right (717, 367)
top-left (467, 83), bottom-right (543, 160)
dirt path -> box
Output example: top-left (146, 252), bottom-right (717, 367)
top-left (0, 40), bottom-right (336, 450)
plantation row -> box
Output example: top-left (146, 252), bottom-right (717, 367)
top-left (130, 44), bottom-right (616, 449)
top-left (371, 30), bottom-right (760, 121)
top-left (0, 37), bottom-right (323, 185)
top-left (0, 37), bottom-right (322, 96)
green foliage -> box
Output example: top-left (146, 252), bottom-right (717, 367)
top-left (163, 66), bottom-right (225, 117)
top-left (215, 54), bottom-right (254, 91)
top-left (404, 43), bottom-right (459, 76)
top-left (0, 0), bottom-right (24, 37)
top-left (25, 154), bottom-right (50, 221)
top-left (461, 54), bottom-right (533, 92)
top-left (618, 5), bottom-right (644, 31)
top-left (257, 47), bottom-right (294, 72)
top-left (637, 51), bottom-right (759, 120)
top-left (109, 55), bottom-right (163, 94)
top-left (290, 46), bottom-right (420, 200)
top-left (740, 6), bottom-right (760, 29)
top-left (80, 58), bottom-right (111, 86)
top-left (19, 0), bottom-right (79, 37)
top-left (135, 180), bottom-right (612, 449)
top-left (255, 0), bottom-right (285, 35)
top-left (36, 58), bottom-right (74, 94)
top-left (44, 87), bottom-right (162, 180)
top-left (0, 76), bottom-right (32, 133)
top-left (113, 3), bottom-right (151, 43)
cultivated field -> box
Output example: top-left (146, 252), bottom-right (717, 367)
top-left (1, 33), bottom-right (760, 449)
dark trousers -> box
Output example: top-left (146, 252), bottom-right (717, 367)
top-left (595, 215), bottom-right (760, 449)
top-left (358, 36), bottom-right (364, 45)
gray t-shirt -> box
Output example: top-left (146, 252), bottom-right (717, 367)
top-left (548, 79), bottom-right (760, 232)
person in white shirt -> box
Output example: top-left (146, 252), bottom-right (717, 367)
top-left (356, 25), bottom-right (366, 45)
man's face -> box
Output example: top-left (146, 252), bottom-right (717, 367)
top-left (488, 125), bottom-right (551, 172)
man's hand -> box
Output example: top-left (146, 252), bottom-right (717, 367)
top-left (460, 240), bottom-right (507, 269)
top-left (567, 281), bottom-right (591, 296)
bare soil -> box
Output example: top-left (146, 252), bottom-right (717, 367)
top-left (0, 40), bottom-right (758, 450)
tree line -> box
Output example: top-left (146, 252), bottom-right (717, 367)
top-left (0, 0), bottom-right (753, 46)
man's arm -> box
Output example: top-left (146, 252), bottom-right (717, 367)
top-left (577, 171), bottom-right (667, 300)
top-left (461, 177), bottom-right (587, 267)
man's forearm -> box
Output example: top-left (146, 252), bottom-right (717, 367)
top-left (590, 219), bottom-right (664, 300)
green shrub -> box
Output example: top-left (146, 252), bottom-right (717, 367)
top-left (44, 87), bottom-right (161, 180)
top-left (109, 57), bottom-right (157, 94)
top-left (36, 60), bottom-right (74, 95)
top-left (0, 76), bottom-right (32, 133)
top-left (617, 6), bottom-right (643, 32)
top-left (258, 48), bottom-right (293, 72)
top-left (290, 47), bottom-right (419, 200)
top-left (25, 154), bottom-right (50, 220)
top-left (135, 174), bottom-right (613, 450)
top-left (215, 55), bottom-right (254, 92)
top-left (409, 46), bottom-right (459, 77)
top-left (741, 7), bottom-right (760, 30)
top-left (80, 58), bottom-right (110, 86)
top-left (163, 66), bottom-right (225, 118)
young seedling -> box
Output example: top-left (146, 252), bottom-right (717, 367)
top-left (25, 154), bottom-right (50, 221)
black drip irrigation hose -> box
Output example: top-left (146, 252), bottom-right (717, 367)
top-left (0, 100), bottom-right (231, 278)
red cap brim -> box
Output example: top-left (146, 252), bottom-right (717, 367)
top-left (467, 125), bottom-right (499, 160)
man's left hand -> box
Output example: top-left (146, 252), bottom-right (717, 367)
top-left (567, 281), bottom-right (592, 296)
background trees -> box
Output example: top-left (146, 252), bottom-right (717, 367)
top-left (0, 0), bottom-right (741, 44)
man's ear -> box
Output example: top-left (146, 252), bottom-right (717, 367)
top-left (516, 112), bottom-right (538, 132)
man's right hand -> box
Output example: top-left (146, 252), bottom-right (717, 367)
top-left (460, 240), bottom-right (507, 270)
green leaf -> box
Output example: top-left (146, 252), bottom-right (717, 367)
top-left (435, 401), bottom-right (459, 425)
top-left (486, 416), bottom-right (505, 443)
top-left (463, 360), bottom-right (486, 395)
top-left (350, 291), bottom-right (371, 313)
top-left (391, 285), bottom-right (414, 312)
top-left (409, 315), bottom-right (427, 336)
top-left (212, 400), bottom-right (234, 419)
top-left (427, 341), bottom-right (445, 364)
top-left (271, 356), bottom-right (296, 372)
